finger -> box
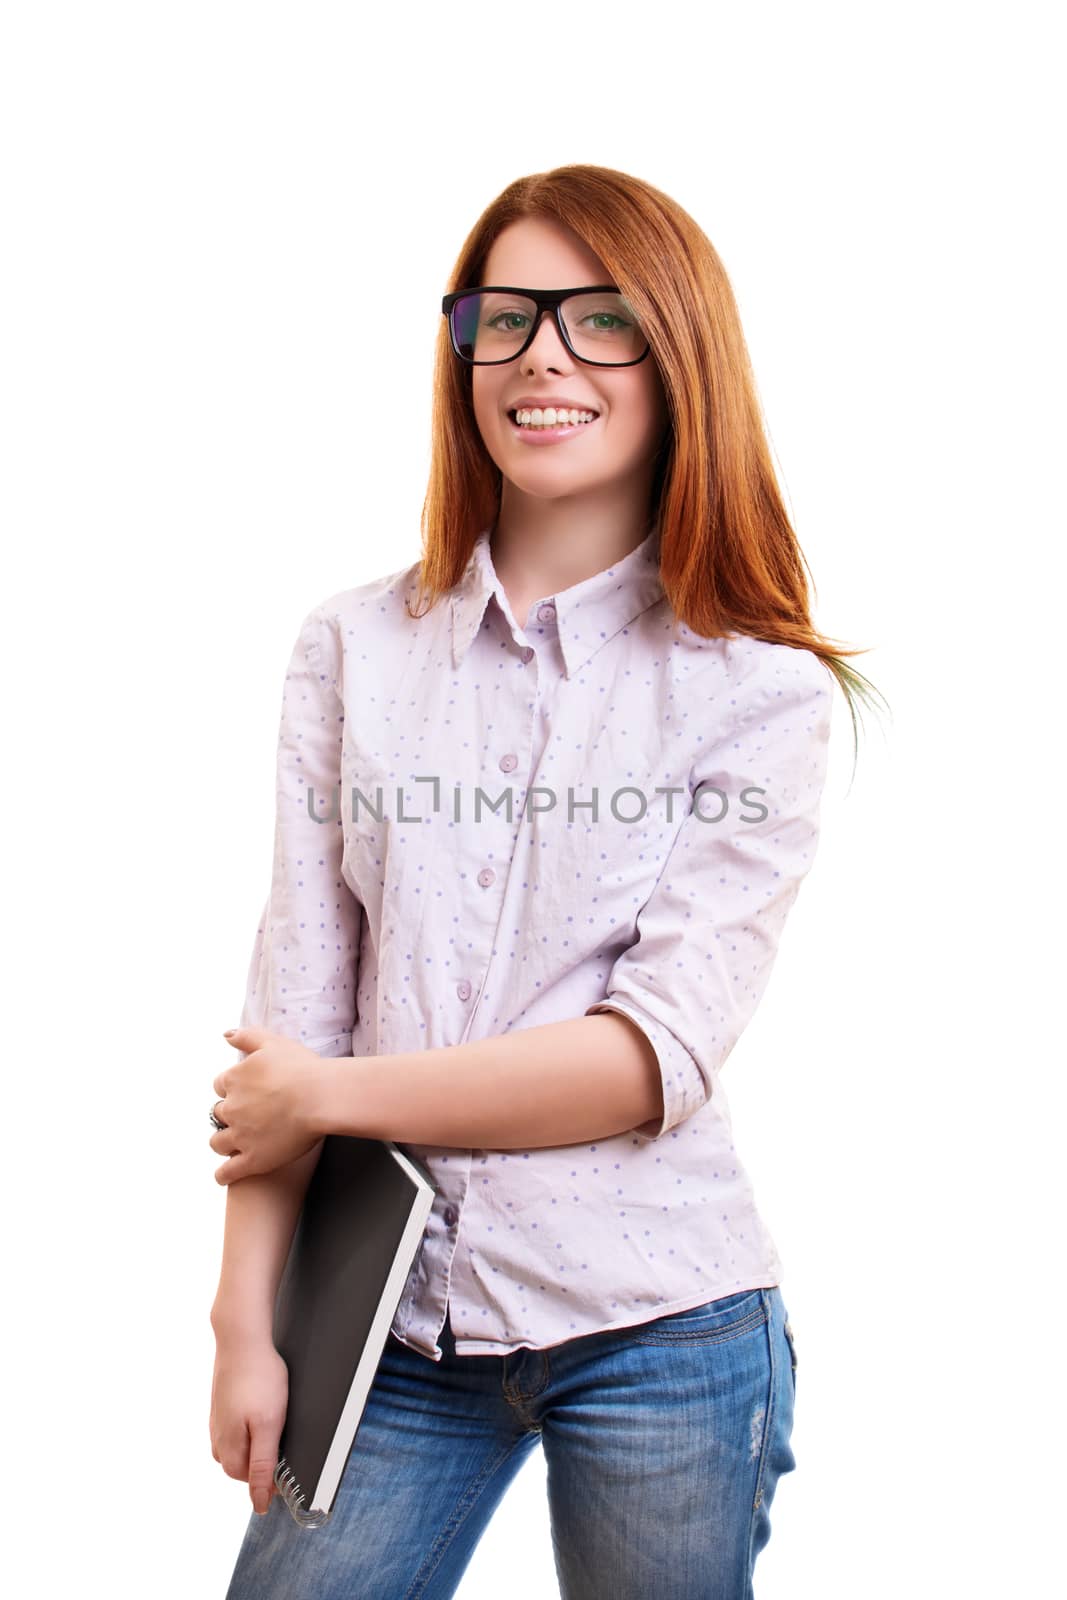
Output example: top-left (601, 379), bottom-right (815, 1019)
top-left (212, 1071), bottom-right (228, 1096)
top-left (224, 1025), bottom-right (268, 1051)
top-left (247, 1422), bottom-right (280, 1515)
top-left (215, 1155), bottom-right (251, 1185)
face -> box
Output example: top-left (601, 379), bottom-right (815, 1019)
top-left (469, 216), bottom-right (670, 509)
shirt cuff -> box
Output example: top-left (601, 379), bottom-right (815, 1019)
top-left (585, 999), bottom-right (712, 1141)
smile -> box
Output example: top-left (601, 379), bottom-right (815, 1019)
top-left (507, 407), bottom-right (600, 444)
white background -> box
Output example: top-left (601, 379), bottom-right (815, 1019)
top-left (3, 1), bottom-right (1061, 1593)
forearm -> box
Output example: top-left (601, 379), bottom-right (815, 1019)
top-left (210, 1138), bottom-right (326, 1343)
top-left (312, 1013), bottom-right (664, 1149)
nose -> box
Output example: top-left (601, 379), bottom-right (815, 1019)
top-left (521, 306), bottom-right (574, 371)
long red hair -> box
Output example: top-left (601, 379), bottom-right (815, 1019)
top-left (409, 163), bottom-right (885, 756)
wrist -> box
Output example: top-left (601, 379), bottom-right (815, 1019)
top-left (307, 1056), bottom-right (342, 1139)
top-left (210, 1302), bottom-right (276, 1349)
top-left (309, 1054), bottom-right (388, 1140)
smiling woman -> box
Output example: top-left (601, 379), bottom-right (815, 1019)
top-left (212, 162), bottom-right (885, 1600)
top-left (467, 223), bottom-right (672, 542)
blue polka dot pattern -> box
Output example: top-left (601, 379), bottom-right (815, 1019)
top-left (238, 522), bottom-right (833, 1360)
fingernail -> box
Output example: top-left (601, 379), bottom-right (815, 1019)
top-left (223, 1029), bottom-right (236, 1037)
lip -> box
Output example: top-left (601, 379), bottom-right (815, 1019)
top-left (506, 395), bottom-right (601, 415)
top-left (506, 410), bottom-right (599, 445)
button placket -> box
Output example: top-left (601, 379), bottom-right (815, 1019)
top-left (399, 1157), bottom-right (472, 1342)
top-left (452, 763), bottom-right (519, 1012)
top-left (449, 633), bottom-right (540, 1022)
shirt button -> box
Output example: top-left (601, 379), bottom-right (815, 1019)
top-left (456, 979), bottom-right (472, 1001)
top-left (443, 1205), bottom-right (458, 1228)
top-left (477, 866), bottom-right (495, 888)
top-left (521, 646), bottom-right (534, 663)
top-left (537, 602), bottom-right (556, 623)
top-left (499, 752), bottom-right (518, 773)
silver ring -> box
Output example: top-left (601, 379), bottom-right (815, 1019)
top-left (209, 1101), bottom-right (227, 1131)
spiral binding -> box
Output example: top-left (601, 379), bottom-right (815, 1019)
top-left (274, 1457), bottom-right (331, 1528)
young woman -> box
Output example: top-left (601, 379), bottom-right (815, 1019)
top-left (209, 163), bottom-right (880, 1599)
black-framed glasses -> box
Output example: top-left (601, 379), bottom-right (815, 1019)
top-left (442, 285), bottom-right (651, 367)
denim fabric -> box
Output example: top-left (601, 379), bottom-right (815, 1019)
top-left (224, 1285), bottom-right (799, 1599)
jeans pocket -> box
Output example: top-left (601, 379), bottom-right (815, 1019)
top-left (630, 1287), bottom-right (767, 1345)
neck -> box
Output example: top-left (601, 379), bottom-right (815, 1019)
top-left (490, 483), bottom-right (657, 627)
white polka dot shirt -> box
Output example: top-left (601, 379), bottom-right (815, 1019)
top-left (238, 523), bottom-right (833, 1359)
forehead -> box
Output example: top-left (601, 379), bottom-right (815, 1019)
top-left (483, 215), bottom-right (610, 288)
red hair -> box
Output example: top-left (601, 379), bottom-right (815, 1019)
top-left (410, 163), bottom-right (885, 756)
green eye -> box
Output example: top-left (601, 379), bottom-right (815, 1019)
top-left (574, 308), bottom-right (634, 335)
top-left (487, 310), bottom-right (532, 333)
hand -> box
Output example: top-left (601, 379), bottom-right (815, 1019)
top-left (210, 1335), bottom-right (289, 1515)
top-left (210, 1026), bottom-right (327, 1184)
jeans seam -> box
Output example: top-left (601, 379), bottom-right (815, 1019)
top-left (629, 1304), bottom-right (769, 1347)
top-left (747, 1290), bottom-right (779, 1544)
top-left (502, 1349), bottom-right (552, 1409)
top-left (401, 1435), bottom-right (529, 1600)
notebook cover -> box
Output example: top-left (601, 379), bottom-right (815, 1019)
top-left (270, 1135), bottom-right (437, 1526)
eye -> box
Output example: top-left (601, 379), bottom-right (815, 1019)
top-left (486, 308), bottom-right (532, 333)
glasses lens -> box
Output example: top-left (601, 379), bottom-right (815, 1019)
top-left (450, 292), bottom-right (538, 363)
top-left (560, 290), bottom-right (647, 364)
top-left (449, 291), bottom-right (647, 364)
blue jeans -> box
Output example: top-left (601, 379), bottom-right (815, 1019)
top-left (224, 1285), bottom-right (798, 1599)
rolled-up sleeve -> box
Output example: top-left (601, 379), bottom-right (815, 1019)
top-left (586, 643), bottom-right (833, 1140)
top-left (238, 603), bottom-right (361, 1060)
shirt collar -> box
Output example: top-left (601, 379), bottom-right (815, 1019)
top-left (450, 521), bottom-right (665, 678)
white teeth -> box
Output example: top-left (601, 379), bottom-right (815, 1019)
top-left (513, 407), bottom-right (598, 428)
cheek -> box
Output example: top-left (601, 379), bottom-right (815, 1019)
top-left (471, 376), bottom-right (502, 441)
top-left (602, 366), bottom-right (666, 438)
top-left (608, 388), bottom-right (666, 458)
top-left (636, 369), bottom-right (669, 433)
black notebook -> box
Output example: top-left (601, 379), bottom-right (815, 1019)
top-left (270, 1135), bottom-right (438, 1528)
